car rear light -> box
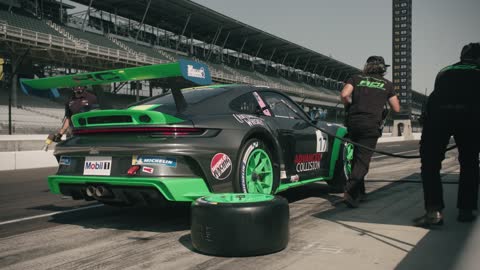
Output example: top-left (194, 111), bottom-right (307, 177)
top-left (73, 127), bottom-right (205, 136)
top-left (127, 165), bottom-right (141, 176)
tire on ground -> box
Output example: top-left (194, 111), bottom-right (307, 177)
top-left (327, 141), bottom-right (353, 193)
top-left (234, 138), bottom-right (279, 194)
top-left (191, 193), bottom-right (289, 257)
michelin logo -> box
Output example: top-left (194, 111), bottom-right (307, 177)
top-left (187, 65), bottom-right (206, 79)
top-left (133, 155), bottom-right (177, 168)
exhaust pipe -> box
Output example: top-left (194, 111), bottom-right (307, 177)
top-left (95, 186), bottom-right (112, 198)
top-left (86, 185), bottom-right (96, 197)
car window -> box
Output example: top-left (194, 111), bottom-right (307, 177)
top-left (260, 91), bottom-right (304, 120)
top-left (128, 87), bottom-right (229, 114)
top-left (229, 93), bottom-right (258, 114)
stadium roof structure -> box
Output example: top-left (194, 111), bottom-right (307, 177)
top-left (71, 0), bottom-right (362, 80)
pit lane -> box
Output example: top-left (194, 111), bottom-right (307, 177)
top-left (0, 140), bottom-right (470, 270)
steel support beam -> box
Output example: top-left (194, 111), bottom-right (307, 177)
top-left (206, 26), bottom-right (222, 61)
top-left (265, 48), bottom-right (276, 72)
top-left (135, 0), bottom-right (152, 42)
top-left (251, 43), bottom-right (263, 68)
top-left (219, 31), bottom-right (230, 62)
top-left (303, 57), bottom-right (311, 71)
top-left (236, 39), bottom-right (247, 66)
top-left (175, 13), bottom-right (192, 51)
top-left (82, 0), bottom-right (94, 32)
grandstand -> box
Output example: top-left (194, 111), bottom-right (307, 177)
top-left (0, 0), bottom-right (426, 134)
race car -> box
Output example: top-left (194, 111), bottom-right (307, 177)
top-left (23, 62), bottom-right (353, 206)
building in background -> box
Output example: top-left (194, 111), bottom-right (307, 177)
top-left (392, 0), bottom-right (412, 119)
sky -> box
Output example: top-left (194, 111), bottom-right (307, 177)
top-left (190, 0), bottom-right (479, 95)
top-left (64, 0), bottom-right (479, 95)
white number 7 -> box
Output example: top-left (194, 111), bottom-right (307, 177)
top-left (316, 130), bottom-right (327, 152)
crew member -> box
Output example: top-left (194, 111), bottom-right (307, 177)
top-left (414, 42), bottom-right (480, 227)
top-left (340, 56), bottom-right (401, 207)
top-left (53, 86), bottom-right (98, 141)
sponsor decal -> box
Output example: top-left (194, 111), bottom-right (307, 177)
top-left (294, 153), bottom-right (322, 172)
top-left (357, 80), bottom-right (385, 90)
top-left (59, 156), bottom-right (71, 166)
top-left (83, 156), bottom-right (112, 176)
top-left (240, 142), bottom-right (259, 191)
top-left (290, 174), bottom-right (300, 182)
top-left (252, 92), bottom-right (272, 116)
top-left (315, 130), bottom-right (328, 152)
top-left (142, 166), bottom-right (154, 174)
top-left (187, 65), bottom-right (206, 79)
top-left (132, 155), bottom-right (177, 167)
top-left (210, 153), bottom-right (233, 180)
top-left (233, 114), bottom-right (265, 127)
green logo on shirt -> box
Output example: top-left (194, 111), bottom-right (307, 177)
top-left (441, 64), bottom-right (480, 72)
top-left (358, 80), bottom-right (385, 90)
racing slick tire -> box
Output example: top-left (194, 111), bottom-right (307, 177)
top-left (327, 141), bottom-right (353, 193)
top-left (190, 193), bottom-right (289, 257)
top-left (234, 138), bottom-right (279, 194)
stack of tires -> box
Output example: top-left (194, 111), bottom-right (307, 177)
top-left (190, 193), bottom-right (289, 257)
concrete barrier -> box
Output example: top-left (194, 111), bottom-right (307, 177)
top-left (0, 150), bottom-right (58, 171)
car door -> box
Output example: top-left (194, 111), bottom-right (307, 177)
top-left (258, 91), bottom-right (329, 183)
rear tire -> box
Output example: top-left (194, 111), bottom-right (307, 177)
top-left (191, 193), bottom-right (289, 257)
top-left (234, 139), bottom-right (279, 194)
top-left (327, 141), bottom-right (353, 193)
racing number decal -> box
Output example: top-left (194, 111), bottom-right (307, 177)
top-left (315, 130), bottom-right (328, 152)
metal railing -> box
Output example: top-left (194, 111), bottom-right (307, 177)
top-left (0, 21), bottom-right (340, 104)
top-left (0, 21), bottom-right (164, 66)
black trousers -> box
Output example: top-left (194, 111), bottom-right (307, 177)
top-left (346, 123), bottom-right (380, 196)
top-left (420, 117), bottom-right (479, 211)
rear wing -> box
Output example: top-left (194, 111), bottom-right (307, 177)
top-left (21, 59), bottom-right (212, 89)
top-left (21, 59), bottom-right (212, 112)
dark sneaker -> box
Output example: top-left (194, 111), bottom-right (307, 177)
top-left (457, 209), bottom-right (476, 223)
top-left (413, 211), bottom-right (444, 228)
top-left (344, 192), bottom-right (360, 208)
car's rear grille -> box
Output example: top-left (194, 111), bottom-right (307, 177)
top-left (87, 115), bottom-right (132, 124)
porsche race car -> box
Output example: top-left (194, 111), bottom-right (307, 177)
top-left (23, 62), bottom-right (353, 206)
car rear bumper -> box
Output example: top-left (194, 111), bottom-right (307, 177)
top-left (48, 175), bottom-right (212, 202)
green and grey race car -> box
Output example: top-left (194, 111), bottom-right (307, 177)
top-left (23, 62), bottom-right (353, 206)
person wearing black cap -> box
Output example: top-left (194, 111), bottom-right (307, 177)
top-left (340, 55), bottom-right (401, 207)
top-left (413, 42), bottom-right (480, 227)
top-left (52, 86), bottom-right (98, 141)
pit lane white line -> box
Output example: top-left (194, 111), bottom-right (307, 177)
top-left (385, 144), bottom-right (401, 147)
top-left (0, 204), bottom-right (103, 226)
top-left (372, 149), bottom-right (419, 160)
top-left (372, 143), bottom-right (456, 160)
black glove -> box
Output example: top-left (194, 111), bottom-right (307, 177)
top-left (52, 133), bottom-right (63, 142)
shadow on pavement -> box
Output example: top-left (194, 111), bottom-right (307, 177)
top-left (311, 173), bottom-right (477, 270)
top-left (50, 203), bottom-right (191, 233)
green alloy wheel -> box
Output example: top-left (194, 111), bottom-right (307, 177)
top-left (190, 193), bottom-right (289, 257)
top-left (236, 139), bottom-right (279, 194)
top-left (328, 141), bottom-right (354, 193)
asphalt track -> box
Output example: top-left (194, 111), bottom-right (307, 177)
top-left (1, 140), bottom-right (474, 270)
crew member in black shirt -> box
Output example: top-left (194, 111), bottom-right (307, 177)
top-left (414, 43), bottom-right (480, 227)
top-left (53, 86), bottom-right (98, 140)
top-left (340, 56), bottom-right (401, 207)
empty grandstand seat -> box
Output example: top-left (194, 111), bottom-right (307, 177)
top-left (0, 9), bottom-right (61, 37)
top-left (64, 26), bottom-right (123, 50)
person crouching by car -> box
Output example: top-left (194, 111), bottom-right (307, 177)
top-left (52, 86), bottom-right (98, 141)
